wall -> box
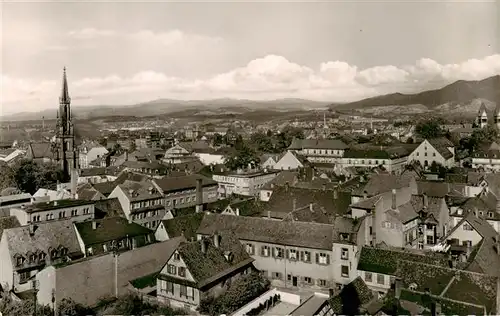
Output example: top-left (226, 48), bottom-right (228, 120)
top-left (108, 186), bottom-right (131, 219)
top-left (356, 270), bottom-right (391, 293)
top-left (331, 243), bottom-right (358, 285)
top-left (274, 152), bottom-right (303, 171)
top-left (0, 236), bottom-right (14, 290)
top-left (447, 221), bottom-right (482, 246)
top-left (409, 140), bottom-right (454, 168)
top-left (259, 189), bottom-right (273, 202)
top-left (164, 185), bottom-right (218, 209)
top-left (11, 204), bottom-right (94, 226)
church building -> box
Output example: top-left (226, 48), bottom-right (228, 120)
top-left (475, 102), bottom-right (500, 129)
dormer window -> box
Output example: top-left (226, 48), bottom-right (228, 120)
top-left (50, 249), bottom-right (58, 258)
top-left (29, 254), bottom-right (36, 263)
top-left (39, 252), bottom-right (46, 262)
top-left (60, 248), bottom-right (68, 256)
top-left (16, 256), bottom-right (25, 266)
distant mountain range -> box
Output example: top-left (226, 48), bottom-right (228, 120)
top-left (1, 98), bottom-right (332, 122)
top-left (335, 75), bottom-right (500, 111)
top-left (2, 75), bottom-right (499, 122)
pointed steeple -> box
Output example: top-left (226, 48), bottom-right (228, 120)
top-left (59, 67), bottom-right (71, 104)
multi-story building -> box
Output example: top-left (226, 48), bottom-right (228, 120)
top-left (108, 180), bottom-right (165, 230)
top-left (10, 199), bottom-right (95, 226)
top-left (339, 146), bottom-right (410, 174)
top-left (287, 139), bottom-right (348, 163)
top-left (212, 169), bottom-right (280, 197)
top-left (471, 141), bottom-right (500, 171)
top-left (163, 144), bottom-right (198, 164)
top-left (156, 231), bottom-right (255, 310)
top-left (152, 175), bottom-right (218, 211)
top-left (197, 213), bottom-right (359, 291)
top-left (79, 146), bottom-right (109, 169)
top-left (0, 193), bottom-right (33, 214)
top-left (408, 138), bottom-right (455, 168)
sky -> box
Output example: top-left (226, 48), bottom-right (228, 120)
top-left (1, 0), bottom-right (499, 116)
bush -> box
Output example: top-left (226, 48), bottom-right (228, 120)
top-left (101, 293), bottom-right (186, 316)
top-left (57, 297), bottom-right (95, 316)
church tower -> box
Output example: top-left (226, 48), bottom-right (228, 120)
top-left (494, 104), bottom-right (500, 130)
top-left (476, 103), bottom-right (489, 128)
top-left (55, 67), bottom-right (78, 184)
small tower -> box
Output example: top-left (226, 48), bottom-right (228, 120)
top-left (477, 103), bottom-right (489, 128)
top-left (494, 104), bottom-right (500, 130)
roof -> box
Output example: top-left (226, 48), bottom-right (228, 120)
top-left (0, 193), bottom-right (32, 205)
top-left (358, 173), bottom-right (415, 197)
top-left (225, 198), bottom-right (264, 217)
top-left (153, 174), bottom-right (217, 193)
top-left (350, 195), bottom-right (381, 211)
top-left (261, 170), bottom-right (298, 190)
top-left (427, 138), bottom-right (454, 160)
top-left (290, 294), bottom-right (329, 316)
top-left (344, 146), bottom-right (411, 160)
top-left (117, 180), bottom-right (163, 202)
top-left (264, 186), bottom-right (351, 219)
top-left (197, 213), bottom-right (352, 250)
top-left (357, 246), bottom-right (449, 275)
top-left (160, 213), bottom-right (205, 240)
top-left (282, 203), bottom-right (334, 224)
top-left (328, 277), bottom-right (375, 315)
top-left (4, 219), bottom-right (83, 262)
top-left (19, 199), bottom-right (94, 213)
top-left (0, 216), bottom-right (21, 238)
top-left (93, 198), bottom-right (125, 218)
top-left (288, 138), bottom-right (348, 150)
top-left (174, 231), bottom-right (254, 289)
top-left (77, 184), bottom-right (104, 201)
top-left (75, 217), bottom-right (153, 246)
top-left (28, 142), bottom-right (55, 159)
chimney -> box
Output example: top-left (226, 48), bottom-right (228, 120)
top-left (329, 288), bottom-right (334, 298)
top-left (201, 238), bottom-right (207, 253)
top-left (285, 182), bottom-right (289, 192)
top-left (292, 199), bottom-right (297, 211)
top-left (54, 200), bottom-right (58, 206)
top-left (56, 180), bottom-right (60, 191)
top-left (29, 223), bottom-right (35, 236)
top-left (391, 189), bottom-right (397, 210)
top-left (195, 178), bottom-right (203, 213)
top-left (423, 193), bottom-right (428, 208)
top-left (125, 150), bottom-right (129, 161)
top-left (395, 278), bottom-right (402, 299)
top-left (333, 188), bottom-right (338, 200)
top-left (309, 203), bottom-right (314, 211)
top-left (92, 221), bottom-right (97, 230)
top-left (363, 191), bottom-right (368, 200)
top-left (148, 186), bottom-right (153, 195)
top-left (267, 210), bottom-right (271, 219)
top-left (213, 233), bottom-right (220, 248)
top-left (322, 184), bottom-right (326, 191)
top-left (235, 208), bottom-right (240, 216)
top-left (270, 183), bottom-right (275, 189)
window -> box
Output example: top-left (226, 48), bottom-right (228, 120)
top-left (463, 223), bottom-right (473, 231)
top-left (287, 274), bottom-right (292, 281)
top-left (180, 285), bottom-right (187, 298)
top-left (39, 252), bottom-right (46, 261)
top-left (178, 267), bottom-right (186, 277)
top-left (274, 247), bottom-right (284, 259)
top-left (365, 272), bottom-right (373, 282)
top-left (83, 208), bottom-right (89, 215)
top-left (167, 264), bottom-right (176, 275)
top-left (426, 235), bottom-right (434, 245)
top-left (173, 253), bottom-right (180, 261)
top-left (318, 279), bottom-right (327, 287)
top-left (433, 152), bottom-right (436, 157)
top-left (186, 286), bottom-right (194, 300)
top-left (32, 215), bottom-right (40, 222)
top-left (317, 253), bottom-right (330, 265)
top-left (71, 210), bottom-right (77, 216)
top-left (163, 281), bottom-right (174, 294)
top-left (302, 251), bottom-right (311, 263)
top-left (19, 271), bottom-right (30, 283)
top-left (341, 265), bottom-right (349, 278)
top-left (377, 274), bottom-right (384, 285)
top-left (245, 243), bottom-right (255, 255)
top-left (288, 249), bottom-right (297, 260)
top-left (489, 212), bottom-right (494, 218)
top-left (341, 248), bottom-right (349, 260)
top-left (261, 245), bottom-right (270, 257)
top-left (272, 272), bottom-right (282, 280)
top-left (304, 276), bottom-right (312, 284)
top-left (16, 256), bottom-right (24, 266)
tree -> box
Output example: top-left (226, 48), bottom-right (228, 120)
top-left (275, 126), bottom-right (305, 151)
top-left (224, 145), bottom-right (260, 171)
top-left (101, 293), bottom-right (185, 316)
top-left (57, 298), bottom-right (95, 316)
top-left (250, 132), bottom-right (274, 153)
top-left (213, 133), bottom-right (223, 146)
top-left (0, 288), bottom-right (53, 316)
top-left (129, 141), bottom-right (137, 153)
top-left (0, 160), bottom-right (64, 194)
top-left (415, 119), bottom-right (443, 139)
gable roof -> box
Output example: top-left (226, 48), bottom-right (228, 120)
top-left (174, 231), bottom-right (254, 289)
top-left (3, 219), bottom-right (83, 262)
top-left (0, 216), bottom-right (21, 239)
top-left (117, 180), bottom-right (162, 202)
top-left (153, 174), bottom-right (216, 193)
top-left (427, 138), bottom-right (454, 159)
top-left (197, 213), bottom-right (351, 250)
top-left (160, 213), bottom-right (205, 240)
top-left (359, 173), bottom-right (415, 197)
top-left (288, 138), bottom-right (348, 150)
top-left (261, 170), bottom-right (298, 190)
top-left (28, 142), bottom-right (55, 159)
top-left (74, 217), bottom-right (152, 246)
top-left (93, 198), bottom-right (125, 218)
top-left (328, 277), bottom-right (375, 315)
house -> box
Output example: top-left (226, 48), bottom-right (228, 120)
top-left (260, 153), bottom-right (280, 170)
top-left (74, 217), bottom-right (155, 257)
top-left (93, 198), bottom-right (125, 219)
top-left (288, 139), bottom-right (348, 163)
top-left (33, 184), bottom-right (72, 201)
top-left (273, 151), bottom-right (308, 171)
top-left (79, 146), bottom-right (109, 169)
top-left (197, 213), bottom-right (360, 290)
top-left (108, 180), bottom-right (165, 230)
top-left (163, 144), bottom-right (199, 164)
top-left (471, 141), bottom-right (500, 171)
top-left (350, 173), bottom-right (417, 204)
top-left (155, 213), bottom-right (205, 242)
top-left (212, 169), bottom-right (280, 197)
top-left (259, 170), bottom-right (298, 202)
top-left (25, 142), bottom-right (56, 163)
top-left (152, 175), bottom-right (218, 211)
top-left (340, 146), bottom-right (410, 174)
top-left (220, 198), bottom-right (264, 217)
top-left (0, 219), bottom-right (84, 294)
top-left (10, 199), bottom-right (95, 226)
top-left (408, 138), bottom-right (455, 168)
top-left (448, 191), bottom-right (500, 233)
top-left (121, 160), bottom-right (169, 178)
top-left (156, 231), bottom-right (255, 310)
top-left (77, 167), bottom-right (121, 184)
top-left (0, 193), bottom-right (33, 213)
top-left (76, 183), bottom-right (107, 201)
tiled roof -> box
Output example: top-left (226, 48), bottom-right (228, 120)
top-left (28, 142), bottom-right (55, 159)
top-left (263, 186), bottom-right (351, 218)
top-left (357, 246), bottom-right (449, 275)
top-left (417, 180), bottom-right (466, 198)
top-left (409, 194), bottom-right (444, 219)
top-left (282, 204), bottom-right (334, 224)
top-left (226, 199), bottom-right (264, 217)
top-left (21, 199), bottom-right (94, 213)
top-left (344, 146), bottom-right (411, 159)
top-left (261, 170), bottom-right (298, 190)
top-left (161, 213), bottom-right (205, 240)
top-left (350, 195), bottom-right (381, 210)
top-left (359, 173), bottom-right (415, 197)
top-left (153, 174), bottom-right (216, 193)
top-left (328, 277), bottom-right (374, 315)
top-left (118, 180), bottom-right (162, 202)
top-left (75, 217), bottom-right (152, 246)
top-left (197, 213), bottom-right (351, 250)
top-left (93, 198), bottom-right (125, 218)
top-left (79, 166), bottom-right (122, 177)
top-left (427, 138), bottom-right (454, 160)
top-left (176, 231), bottom-right (254, 288)
top-left (4, 219), bottom-right (83, 263)
top-left (0, 216), bottom-right (20, 238)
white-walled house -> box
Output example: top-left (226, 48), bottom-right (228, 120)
top-left (79, 146), bottom-right (109, 169)
top-left (273, 151), bottom-right (306, 171)
top-left (408, 138), bottom-right (455, 168)
top-left (212, 169), bottom-right (279, 197)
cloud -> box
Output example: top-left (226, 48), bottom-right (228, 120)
top-left (67, 28), bottom-right (116, 39)
top-left (2, 53), bottom-right (499, 115)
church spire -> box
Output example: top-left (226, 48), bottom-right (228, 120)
top-left (59, 67), bottom-right (71, 104)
